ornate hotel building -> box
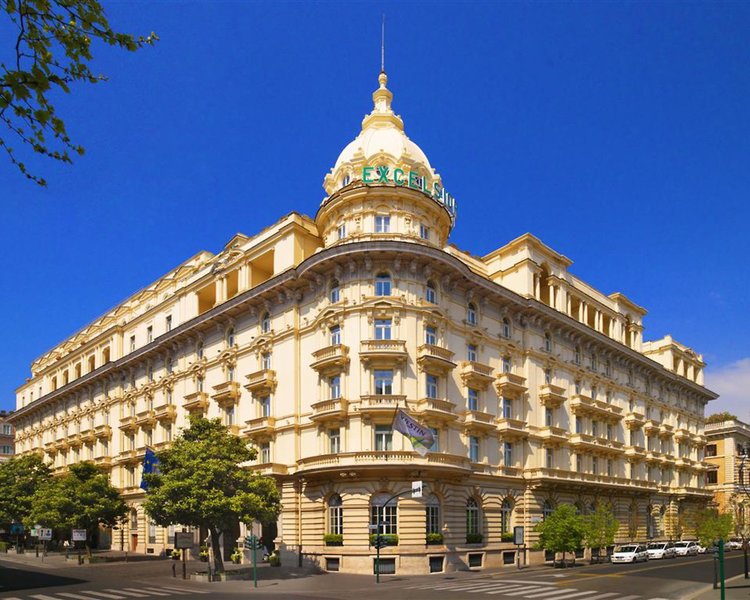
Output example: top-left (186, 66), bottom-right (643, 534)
top-left (704, 417), bottom-right (750, 525)
top-left (11, 70), bottom-right (716, 574)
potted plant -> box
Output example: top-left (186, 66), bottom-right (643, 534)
top-left (198, 545), bottom-right (209, 562)
top-left (323, 534), bottom-right (343, 546)
top-left (426, 533), bottom-right (444, 545)
top-left (369, 533), bottom-right (398, 546)
top-left (230, 549), bottom-right (242, 564)
top-left (268, 551), bottom-right (281, 567)
top-left (466, 533), bottom-right (484, 544)
top-left (170, 549), bottom-right (181, 560)
top-left (501, 532), bottom-right (514, 543)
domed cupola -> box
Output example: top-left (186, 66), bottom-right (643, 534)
top-left (317, 72), bottom-right (456, 249)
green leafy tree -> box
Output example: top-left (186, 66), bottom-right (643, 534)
top-left (706, 412), bottom-right (738, 424)
top-left (143, 416), bottom-right (281, 574)
top-left (582, 503), bottom-right (619, 560)
top-left (695, 509), bottom-right (734, 548)
top-left (28, 461), bottom-right (127, 554)
top-left (0, 453), bottom-right (51, 528)
top-left (534, 503), bottom-right (585, 566)
top-left (1, 0), bottom-right (157, 185)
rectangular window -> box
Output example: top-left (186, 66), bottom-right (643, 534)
top-left (546, 447), bottom-right (554, 468)
top-left (469, 435), bottom-right (480, 462)
top-left (503, 442), bottom-right (513, 466)
top-left (592, 456), bottom-right (599, 474)
top-left (148, 521), bottom-right (157, 544)
top-left (375, 425), bottom-right (393, 451)
top-left (419, 224), bottom-right (430, 240)
top-left (467, 389), bottom-right (478, 411)
top-left (707, 470), bottom-right (718, 484)
top-left (225, 406), bottom-right (235, 426)
top-left (260, 396), bottom-right (271, 417)
top-left (467, 344), bottom-right (477, 362)
top-left (429, 427), bottom-right (440, 452)
top-left (375, 215), bottom-right (391, 233)
top-left (592, 420), bottom-right (599, 438)
top-left (425, 326), bottom-right (437, 346)
top-left (330, 325), bottom-right (341, 345)
top-left (262, 353), bottom-right (272, 370)
top-left (545, 407), bottom-right (553, 427)
top-left (575, 417), bottom-right (582, 434)
top-left (374, 319), bottom-right (392, 340)
top-left (329, 428), bottom-right (341, 454)
top-left (607, 424), bottom-right (613, 440)
top-left (147, 326), bottom-right (153, 343)
top-left (165, 315), bottom-right (172, 332)
top-left (575, 453), bottom-right (582, 472)
top-left (374, 370), bottom-right (393, 395)
top-left (502, 357), bottom-right (511, 373)
top-left (329, 376), bottom-right (341, 399)
top-left (426, 505), bottom-right (440, 535)
top-left (544, 369), bottom-right (552, 384)
top-left (260, 442), bottom-right (270, 463)
top-left (425, 374), bottom-right (438, 399)
top-left (338, 224), bottom-right (346, 240)
top-left (502, 397), bottom-right (512, 419)
top-left (607, 459), bottom-right (613, 477)
top-left (130, 335), bottom-right (136, 352)
top-left (2, 424), bottom-right (11, 435)
top-left (705, 444), bottom-right (717, 457)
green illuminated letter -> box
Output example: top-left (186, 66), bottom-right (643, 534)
top-left (408, 171), bottom-right (419, 189)
top-left (362, 166), bottom-right (374, 183)
top-left (394, 169), bottom-right (405, 185)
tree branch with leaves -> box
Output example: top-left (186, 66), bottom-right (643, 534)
top-left (1, 0), bottom-right (156, 185)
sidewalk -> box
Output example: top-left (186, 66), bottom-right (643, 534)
top-left (689, 573), bottom-right (750, 600)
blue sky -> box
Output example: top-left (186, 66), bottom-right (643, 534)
top-left (1, 1), bottom-right (749, 416)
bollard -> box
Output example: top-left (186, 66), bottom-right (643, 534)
top-left (172, 562), bottom-right (176, 578)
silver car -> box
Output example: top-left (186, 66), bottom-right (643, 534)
top-left (647, 541), bottom-right (676, 559)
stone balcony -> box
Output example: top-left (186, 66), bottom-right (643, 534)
top-left (691, 433), bottom-right (707, 447)
top-left (310, 344), bottom-right (350, 373)
top-left (460, 361), bottom-right (495, 389)
top-left (643, 419), bottom-right (660, 436)
top-left (569, 395), bottom-right (623, 422)
top-left (645, 449), bottom-right (664, 463)
top-left (674, 428), bottom-right (691, 443)
top-left (416, 344), bottom-right (456, 374)
top-left (67, 433), bottom-right (83, 448)
top-left (295, 450), bottom-right (472, 476)
top-left (94, 424), bottom-right (112, 439)
top-left (359, 340), bottom-right (408, 366)
top-left (212, 381), bottom-right (241, 406)
top-left (253, 462), bottom-right (289, 476)
top-left (94, 456), bottom-right (113, 468)
top-left (119, 415), bottom-right (138, 433)
top-left (356, 395), bottom-right (407, 417)
top-left (625, 411), bottom-right (645, 429)
top-left (494, 373), bottom-right (527, 397)
top-left (412, 398), bottom-right (458, 422)
top-left (80, 429), bottom-right (96, 444)
top-left (243, 416), bottom-right (277, 440)
top-left (658, 423), bottom-right (674, 438)
top-left (538, 384), bottom-right (566, 408)
top-left (496, 418), bottom-right (528, 440)
top-left (462, 409), bottom-right (496, 432)
top-left (44, 441), bottom-right (57, 456)
top-left (117, 449), bottom-right (139, 464)
top-left (183, 391), bottom-right (209, 413)
top-left (526, 467), bottom-right (659, 493)
top-left (536, 426), bottom-right (569, 445)
top-left (244, 369), bottom-right (277, 396)
top-left (675, 456), bottom-right (694, 469)
top-left (154, 403), bottom-right (177, 422)
top-left (625, 444), bottom-right (646, 459)
top-left (309, 398), bottom-right (349, 424)
top-left (136, 410), bottom-right (156, 429)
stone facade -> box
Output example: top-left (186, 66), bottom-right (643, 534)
top-left (10, 70), bottom-right (716, 574)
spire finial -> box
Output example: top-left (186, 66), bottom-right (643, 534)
top-left (381, 14), bottom-right (385, 74)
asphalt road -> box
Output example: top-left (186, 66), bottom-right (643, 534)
top-left (0, 551), bottom-right (747, 600)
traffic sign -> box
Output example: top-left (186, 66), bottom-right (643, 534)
top-left (30, 528), bottom-right (38, 537)
top-left (411, 480), bottom-right (423, 498)
top-left (72, 529), bottom-right (87, 542)
top-left (244, 534), bottom-right (261, 550)
top-left (10, 523), bottom-right (24, 535)
top-left (514, 526), bottom-right (524, 546)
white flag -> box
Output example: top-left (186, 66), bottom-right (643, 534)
top-left (393, 409), bottom-right (434, 456)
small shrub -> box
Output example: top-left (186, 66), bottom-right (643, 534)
top-left (230, 549), bottom-right (242, 564)
top-left (466, 533), bottom-right (484, 544)
top-left (426, 533), bottom-right (444, 545)
top-left (269, 551), bottom-right (281, 567)
top-left (170, 549), bottom-right (181, 560)
top-left (369, 533), bottom-right (398, 546)
top-left (323, 534), bottom-right (343, 546)
top-left (0, 542), bottom-right (9, 553)
top-left (501, 532), bottom-right (514, 543)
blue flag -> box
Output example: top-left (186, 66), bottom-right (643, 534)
top-left (140, 447), bottom-right (159, 491)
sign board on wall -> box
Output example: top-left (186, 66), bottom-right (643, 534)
top-left (39, 528), bottom-right (52, 541)
top-left (174, 532), bottom-right (193, 549)
top-left (514, 526), bottom-right (524, 546)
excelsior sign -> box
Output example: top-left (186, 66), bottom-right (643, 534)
top-left (361, 166), bottom-right (456, 218)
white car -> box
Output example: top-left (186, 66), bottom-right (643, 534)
top-left (647, 541), bottom-right (676, 559)
top-left (726, 540), bottom-right (744, 551)
top-left (611, 544), bottom-right (649, 563)
top-left (674, 541), bottom-right (700, 556)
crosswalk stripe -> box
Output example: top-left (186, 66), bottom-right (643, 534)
top-left (30, 595), bottom-right (63, 600)
top-left (56, 593), bottom-right (121, 600)
top-left (503, 586), bottom-right (556, 597)
top-left (532, 592), bottom-right (600, 600)
top-left (103, 590), bottom-right (149, 598)
top-left (121, 590), bottom-right (169, 597)
top-left (431, 582), bottom-right (499, 591)
top-left (487, 586), bottom-right (550, 596)
top-left (465, 584), bottom-right (529, 593)
top-left (157, 587), bottom-right (210, 595)
top-left (140, 590), bottom-right (177, 597)
top-left (581, 594), bottom-right (620, 600)
top-left (613, 597), bottom-right (641, 600)
top-left (73, 592), bottom-right (126, 599)
top-left (144, 589), bottom-right (189, 596)
top-left (523, 589), bottom-right (581, 599)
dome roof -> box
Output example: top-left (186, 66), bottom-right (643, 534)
top-left (323, 72), bottom-right (441, 197)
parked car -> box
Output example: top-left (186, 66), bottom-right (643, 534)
top-left (674, 541), bottom-right (700, 556)
top-left (611, 544), bottom-right (650, 563)
top-left (696, 543), bottom-right (708, 554)
top-left (726, 539), bottom-right (744, 551)
top-left (647, 541), bottom-right (676, 559)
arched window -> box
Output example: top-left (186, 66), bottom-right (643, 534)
top-left (501, 498), bottom-right (513, 535)
top-left (467, 302), bottom-right (477, 325)
top-left (226, 327), bottom-right (235, 347)
top-left (328, 494), bottom-right (343, 536)
top-left (261, 312), bottom-right (271, 333)
top-left (466, 497), bottom-right (480, 537)
top-left (502, 318), bottom-right (511, 339)
top-left (330, 279), bottom-right (340, 303)
top-left (375, 273), bottom-right (391, 296)
top-left (342, 174), bottom-right (351, 187)
top-left (370, 493), bottom-right (397, 535)
top-left (426, 494), bottom-right (441, 536)
top-left (426, 281), bottom-right (437, 304)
